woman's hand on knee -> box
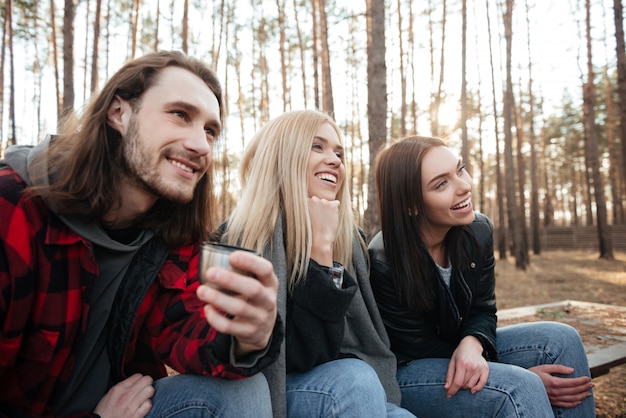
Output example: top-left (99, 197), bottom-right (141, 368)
top-left (528, 364), bottom-right (594, 408)
top-left (445, 336), bottom-right (490, 398)
top-left (94, 373), bottom-right (155, 418)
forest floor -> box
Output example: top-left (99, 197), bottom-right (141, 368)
top-left (495, 249), bottom-right (626, 418)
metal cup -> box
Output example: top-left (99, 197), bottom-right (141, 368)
top-left (198, 242), bottom-right (256, 294)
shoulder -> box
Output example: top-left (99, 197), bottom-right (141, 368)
top-left (468, 212), bottom-right (493, 236)
top-left (0, 167), bottom-right (49, 222)
top-left (0, 166), bottom-right (28, 198)
top-left (367, 231), bottom-right (387, 264)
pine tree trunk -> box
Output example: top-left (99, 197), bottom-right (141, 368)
top-left (584, 0), bottom-right (614, 259)
top-left (364, 0), bottom-right (386, 237)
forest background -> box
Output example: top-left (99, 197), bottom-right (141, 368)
top-left (1, 0), bottom-right (625, 270)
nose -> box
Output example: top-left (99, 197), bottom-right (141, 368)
top-left (184, 125), bottom-right (213, 156)
top-left (324, 151), bottom-right (342, 166)
top-left (457, 177), bottom-right (472, 193)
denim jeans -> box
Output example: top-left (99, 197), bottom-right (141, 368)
top-left (397, 322), bottom-right (595, 418)
top-left (146, 372), bottom-right (272, 418)
top-left (286, 358), bottom-right (416, 417)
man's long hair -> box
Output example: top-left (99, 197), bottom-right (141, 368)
top-left (224, 110), bottom-right (363, 293)
top-left (32, 50), bottom-right (222, 247)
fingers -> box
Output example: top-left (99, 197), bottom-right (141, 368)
top-left (94, 374), bottom-right (155, 418)
top-left (195, 253), bottom-right (278, 355)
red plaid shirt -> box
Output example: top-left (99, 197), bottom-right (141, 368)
top-left (0, 168), bottom-right (279, 417)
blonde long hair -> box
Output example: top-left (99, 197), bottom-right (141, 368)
top-left (225, 110), bottom-right (360, 292)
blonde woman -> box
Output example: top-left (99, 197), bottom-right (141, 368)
top-left (215, 110), bottom-right (414, 417)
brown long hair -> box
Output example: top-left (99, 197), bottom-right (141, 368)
top-left (374, 136), bottom-right (467, 311)
top-left (32, 50), bottom-right (222, 247)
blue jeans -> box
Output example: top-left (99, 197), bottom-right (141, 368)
top-left (286, 358), bottom-right (416, 417)
top-left (146, 373), bottom-right (272, 418)
top-left (397, 322), bottom-right (595, 418)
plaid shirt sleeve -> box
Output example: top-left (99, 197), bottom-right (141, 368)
top-left (0, 168), bottom-right (100, 417)
top-left (126, 246), bottom-right (282, 379)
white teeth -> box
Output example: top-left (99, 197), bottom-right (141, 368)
top-left (316, 173), bottom-right (337, 184)
top-left (452, 198), bottom-right (471, 210)
top-left (169, 159), bottom-right (193, 173)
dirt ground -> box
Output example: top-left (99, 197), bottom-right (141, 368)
top-left (495, 250), bottom-right (626, 418)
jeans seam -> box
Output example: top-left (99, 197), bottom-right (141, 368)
top-left (153, 401), bottom-right (217, 418)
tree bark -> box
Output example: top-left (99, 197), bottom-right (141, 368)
top-left (364, 0), bottom-right (387, 237)
top-left (317, 0), bottom-right (333, 117)
top-left (90, 0), bottom-right (102, 94)
top-left (63, 0), bottom-right (76, 117)
top-left (486, 0), bottom-right (507, 259)
top-left (584, 0), bottom-right (614, 259)
top-left (503, 0), bottom-right (529, 269)
top-left (614, 0), bottom-right (626, 212)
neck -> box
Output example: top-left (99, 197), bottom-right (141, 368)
top-left (101, 181), bottom-right (158, 229)
top-left (422, 228), bottom-right (449, 267)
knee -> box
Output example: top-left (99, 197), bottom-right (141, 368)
top-left (330, 359), bottom-right (385, 395)
top-left (540, 321), bottom-right (584, 350)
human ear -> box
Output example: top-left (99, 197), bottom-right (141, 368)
top-left (106, 95), bottom-right (131, 135)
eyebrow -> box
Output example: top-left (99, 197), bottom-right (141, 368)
top-left (426, 158), bottom-right (463, 187)
top-left (314, 136), bottom-right (344, 152)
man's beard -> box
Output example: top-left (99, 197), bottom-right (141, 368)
top-left (119, 115), bottom-right (195, 204)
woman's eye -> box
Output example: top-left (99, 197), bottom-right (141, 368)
top-left (436, 180), bottom-right (448, 189)
top-left (312, 143), bottom-right (323, 151)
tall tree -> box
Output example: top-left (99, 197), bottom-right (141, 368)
top-left (90, 0), bottom-right (102, 93)
top-left (1, 0), bottom-right (7, 150)
top-left (486, 0), bottom-right (507, 259)
top-left (311, 0), bottom-right (320, 109)
top-left (48, 0), bottom-right (62, 123)
top-left (614, 0), bottom-right (626, 203)
top-left (130, 0), bottom-right (141, 58)
top-left (524, 0), bottom-right (540, 254)
top-left (154, 0), bottom-right (160, 50)
top-left (460, 0), bottom-right (469, 170)
top-left (82, 0), bottom-right (91, 102)
top-left (63, 0), bottom-right (76, 117)
top-left (277, 0), bottom-right (288, 111)
top-left (4, 0), bottom-right (16, 147)
top-left (317, 0), bottom-right (333, 116)
top-left (503, 0), bottom-right (529, 269)
top-left (397, 0), bottom-right (407, 136)
top-left (293, 0), bottom-right (308, 108)
top-left (430, 0), bottom-right (447, 137)
top-left (603, 2), bottom-right (623, 224)
top-left (182, 0), bottom-right (188, 53)
top-left (364, 0), bottom-right (386, 237)
top-left (583, 0), bottom-right (614, 259)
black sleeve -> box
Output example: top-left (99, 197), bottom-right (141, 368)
top-left (285, 260), bottom-right (357, 372)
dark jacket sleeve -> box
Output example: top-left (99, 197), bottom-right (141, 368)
top-left (285, 260), bottom-right (357, 373)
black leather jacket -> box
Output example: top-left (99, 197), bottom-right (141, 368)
top-left (368, 212), bottom-right (498, 365)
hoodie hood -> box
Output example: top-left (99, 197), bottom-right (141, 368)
top-left (1, 136), bottom-right (152, 252)
top-left (1, 136), bottom-right (52, 188)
